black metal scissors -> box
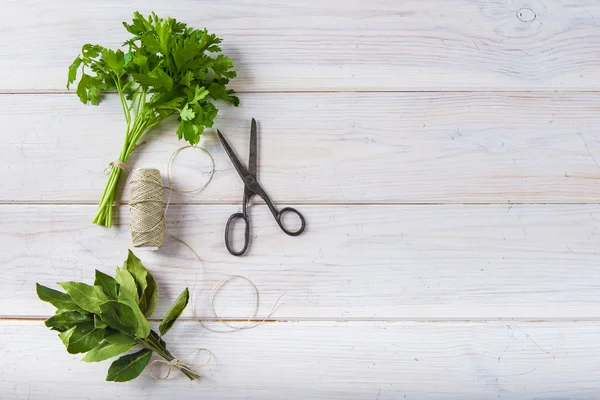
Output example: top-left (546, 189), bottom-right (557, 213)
top-left (217, 118), bottom-right (306, 256)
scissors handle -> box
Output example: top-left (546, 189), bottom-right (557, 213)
top-left (275, 207), bottom-right (306, 236)
top-left (224, 212), bottom-right (250, 256)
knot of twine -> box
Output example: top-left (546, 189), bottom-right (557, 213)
top-left (103, 159), bottom-right (127, 175)
top-left (148, 348), bottom-right (213, 380)
top-left (130, 168), bottom-right (165, 248)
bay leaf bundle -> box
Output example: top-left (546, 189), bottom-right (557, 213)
top-left (36, 250), bottom-right (196, 382)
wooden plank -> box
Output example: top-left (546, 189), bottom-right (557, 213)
top-left (2, 92), bottom-right (600, 204)
top-left (3, 204), bottom-right (599, 319)
top-left (2, 0), bottom-right (600, 91)
top-left (2, 320), bottom-right (600, 399)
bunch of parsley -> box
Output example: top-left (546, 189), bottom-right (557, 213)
top-left (68, 12), bottom-right (239, 227)
top-left (37, 250), bottom-right (196, 382)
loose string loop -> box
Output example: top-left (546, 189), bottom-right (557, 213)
top-left (199, 275), bottom-right (286, 333)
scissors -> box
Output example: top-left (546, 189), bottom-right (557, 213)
top-left (217, 118), bottom-right (306, 256)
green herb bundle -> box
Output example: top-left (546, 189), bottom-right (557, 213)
top-left (68, 12), bottom-right (239, 227)
top-left (37, 250), bottom-right (196, 382)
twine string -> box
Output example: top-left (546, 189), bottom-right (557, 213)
top-left (161, 146), bottom-right (285, 332)
top-left (130, 168), bottom-right (165, 248)
top-left (103, 141), bottom-right (147, 175)
top-left (103, 159), bottom-right (127, 175)
top-left (199, 275), bottom-right (285, 333)
top-left (148, 348), bottom-right (213, 380)
top-left (128, 143), bottom-right (284, 379)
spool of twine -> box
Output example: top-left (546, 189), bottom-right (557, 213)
top-left (130, 168), bottom-right (165, 248)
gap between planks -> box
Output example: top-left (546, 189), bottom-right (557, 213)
top-left (3, 90), bottom-right (600, 95)
top-left (6, 317), bottom-right (600, 323)
top-left (1, 201), bottom-right (599, 206)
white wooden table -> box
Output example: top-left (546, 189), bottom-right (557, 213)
top-left (1, 1), bottom-right (600, 398)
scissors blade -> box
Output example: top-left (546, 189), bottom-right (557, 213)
top-left (248, 118), bottom-right (258, 178)
top-left (217, 129), bottom-right (250, 182)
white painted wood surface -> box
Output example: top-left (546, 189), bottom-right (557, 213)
top-left (3, 321), bottom-right (600, 399)
top-left (2, 93), bottom-right (600, 204)
top-left (4, 204), bottom-right (600, 319)
top-left (1, 0), bottom-right (599, 398)
top-left (2, 0), bottom-right (600, 91)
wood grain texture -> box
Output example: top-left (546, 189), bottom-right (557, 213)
top-left (3, 204), bottom-right (599, 319)
top-left (2, 320), bottom-right (600, 399)
top-left (3, 92), bottom-right (600, 204)
top-left (1, 0), bottom-right (600, 91)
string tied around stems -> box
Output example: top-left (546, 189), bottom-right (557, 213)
top-left (148, 348), bottom-right (214, 380)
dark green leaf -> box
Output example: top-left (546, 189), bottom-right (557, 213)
top-left (59, 322), bottom-right (105, 354)
top-left (45, 311), bottom-right (92, 332)
top-left (124, 250), bottom-right (147, 298)
top-left (176, 120), bottom-right (202, 145)
top-left (212, 54), bottom-right (237, 79)
top-left (82, 339), bottom-right (136, 362)
top-left (122, 11), bottom-right (151, 35)
top-left (58, 282), bottom-right (110, 314)
top-left (159, 288), bottom-right (189, 336)
top-left (106, 349), bottom-right (152, 382)
top-left (36, 283), bottom-right (84, 312)
top-left (67, 56), bottom-right (82, 89)
top-left (105, 331), bottom-right (137, 346)
top-left (115, 267), bottom-right (138, 303)
top-left (102, 48), bottom-right (125, 76)
top-left (179, 70), bottom-right (194, 87)
top-left (131, 68), bottom-right (173, 91)
top-left (81, 44), bottom-right (103, 59)
top-left (184, 85), bottom-right (209, 104)
top-left (76, 78), bottom-right (88, 104)
top-left (98, 301), bottom-right (139, 337)
top-left (196, 101), bottom-right (218, 127)
top-left (153, 96), bottom-right (185, 111)
top-left (139, 272), bottom-right (158, 318)
top-left (94, 315), bottom-right (108, 329)
top-left (94, 270), bottom-right (119, 299)
top-left (59, 326), bottom-right (76, 348)
top-left (208, 81), bottom-right (239, 106)
top-left (117, 290), bottom-right (150, 339)
top-left (75, 74), bottom-right (102, 105)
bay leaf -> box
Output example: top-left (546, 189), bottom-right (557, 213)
top-left (139, 272), bottom-right (158, 318)
top-left (45, 311), bottom-right (92, 332)
top-left (104, 331), bottom-right (137, 346)
top-left (82, 339), bottom-right (136, 362)
top-left (159, 287), bottom-right (189, 336)
top-left (117, 290), bottom-right (150, 339)
top-left (124, 250), bottom-right (147, 298)
top-left (58, 326), bottom-right (76, 348)
top-left (61, 322), bottom-right (105, 354)
top-left (58, 282), bottom-right (110, 314)
top-left (94, 270), bottom-right (119, 299)
top-left (94, 314), bottom-right (108, 329)
top-left (115, 267), bottom-right (139, 303)
top-left (36, 283), bottom-right (84, 312)
top-left (98, 300), bottom-right (139, 337)
top-left (106, 349), bottom-right (152, 382)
